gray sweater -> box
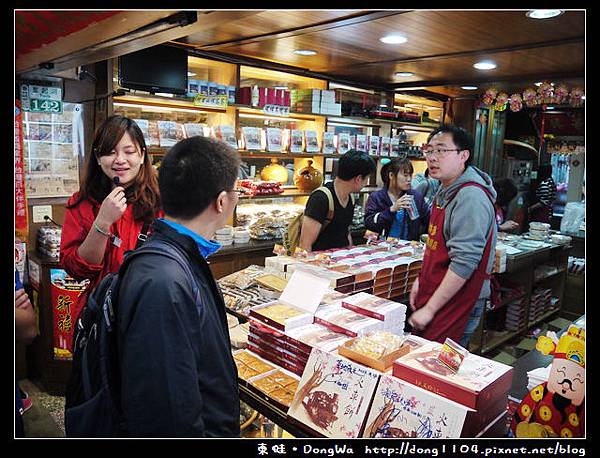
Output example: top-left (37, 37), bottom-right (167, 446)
top-left (434, 166), bottom-right (497, 299)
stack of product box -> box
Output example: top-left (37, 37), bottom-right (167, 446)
top-left (291, 89), bottom-right (321, 113)
top-left (505, 297), bottom-right (528, 331)
top-left (319, 89), bottom-right (342, 115)
top-left (529, 287), bottom-right (554, 322)
top-left (392, 340), bottom-right (514, 437)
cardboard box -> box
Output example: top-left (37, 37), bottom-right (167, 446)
top-left (249, 270), bottom-right (330, 331)
top-left (341, 292), bottom-right (407, 333)
top-left (392, 341), bottom-right (514, 411)
top-left (288, 348), bottom-right (381, 438)
top-left (285, 322), bottom-right (350, 354)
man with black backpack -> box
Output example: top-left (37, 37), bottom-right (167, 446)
top-left (66, 136), bottom-right (241, 437)
top-left (298, 149), bottom-right (376, 252)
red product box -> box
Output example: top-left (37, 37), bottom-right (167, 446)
top-left (461, 394), bottom-right (509, 437)
top-left (335, 284), bottom-right (354, 294)
top-left (392, 341), bottom-right (514, 411)
top-left (283, 90), bottom-right (291, 107)
top-left (238, 87), bottom-right (251, 105)
top-left (267, 87), bottom-right (277, 105)
top-left (258, 87), bottom-right (267, 107)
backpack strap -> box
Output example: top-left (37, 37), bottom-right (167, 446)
top-left (134, 220), bottom-right (153, 250)
top-left (312, 186), bottom-right (335, 228)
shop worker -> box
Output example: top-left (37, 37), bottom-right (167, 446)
top-left (408, 125), bottom-right (497, 347)
top-left (365, 157), bottom-right (430, 241)
top-left (299, 149), bottom-right (376, 252)
top-left (60, 115), bottom-right (163, 347)
top-left (117, 136), bottom-right (241, 436)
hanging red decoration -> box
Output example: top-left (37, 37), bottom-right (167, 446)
top-left (509, 93), bottom-right (523, 112)
top-left (494, 92), bottom-right (509, 111)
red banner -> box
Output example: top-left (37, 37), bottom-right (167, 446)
top-left (50, 269), bottom-right (90, 359)
top-left (15, 99), bottom-right (29, 240)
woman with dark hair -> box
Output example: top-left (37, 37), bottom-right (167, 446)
top-left (60, 115), bottom-right (163, 337)
top-left (364, 158), bottom-right (429, 240)
top-left (493, 178), bottom-right (520, 232)
top-left (528, 164), bottom-right (557, 224)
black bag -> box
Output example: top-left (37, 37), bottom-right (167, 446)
top-left (64, 239), bottom-right (200, 437)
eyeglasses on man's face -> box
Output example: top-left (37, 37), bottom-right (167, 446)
top-left (421, 145), bottom-right (462, 158)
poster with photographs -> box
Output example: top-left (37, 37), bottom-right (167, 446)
top-left (266, 128), bottom-right (283, 152)
top-left (305, 131), bottom-right (320, 153)
top-left (337, 133), bottom-right (350, 154)
top-left (322, 132), bottom-right (336, 154)
top-left (290, 130), bottom-right (304, 153)
top-left (23, 103), bottom-right (83, 198)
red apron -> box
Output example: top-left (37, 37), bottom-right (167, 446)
top-left (414, 183), bottom-right (495, 343)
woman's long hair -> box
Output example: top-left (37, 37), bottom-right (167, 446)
top-left (68, 115), bottom-right (161, 221)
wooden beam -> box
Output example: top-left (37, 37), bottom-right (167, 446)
top-left (16, 11), bottom-right (176, 73)
top-left (17, 10), bottom-right (266, 77)
top-left (196, 10), bottom-right (409, 50)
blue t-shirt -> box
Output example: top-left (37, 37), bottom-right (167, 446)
top-left (388, 209), bottom-right (409, 240)
top-left (15, 269), bottom-right (23, 291)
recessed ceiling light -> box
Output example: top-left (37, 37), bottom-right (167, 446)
top-left (461, 86), bottom-right (478, 90)
top-left (380, 34), bottom-right (408, 44)
top-left (546, 106), bottom-right (555, 110)
top-left (526, 10), bottom-right (563, 19)
top-left (473, 61), bottom-right (497, 70)
top-left (395, 72), bottom-right (415, 77)
top-left (294, 49), bottom-right (317, 56)
top-left (187, 72), bottom-right (196, 77)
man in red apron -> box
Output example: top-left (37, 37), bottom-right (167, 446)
top-left (408, 125), bottom-right (497, 346)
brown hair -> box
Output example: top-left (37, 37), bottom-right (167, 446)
top-left (68, 115), bottom-right (161, 221)
top-left (381, 158), bottom-right (414, 188)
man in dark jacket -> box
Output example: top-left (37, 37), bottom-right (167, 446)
top-left (117, 136), bottom-right (241, 437)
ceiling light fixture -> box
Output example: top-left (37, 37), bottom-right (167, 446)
top-left (395, 72), bottom-right (415, 77)
top-left (526, 10), bottom-right (563, 19)
top-left (187, 72), bottom-right (196, 77)
top-left (329, 82), bottom-right (374, 94)
top-left (294, 49), bottom-right (317, 56)
top-left (380, 34), bottom-right (408, 44)
top-left (473, 61), bottom-right (497, 70)
top-left (461, 86), bottom-right (478, 90)
top-left (395, 87), bottom-right (426, 91)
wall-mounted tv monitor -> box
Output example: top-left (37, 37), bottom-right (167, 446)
top-left (118, 44), bottom-right (188, 95)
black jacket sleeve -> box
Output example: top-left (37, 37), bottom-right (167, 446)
top-left (118, 254), bottom-right (207, 437)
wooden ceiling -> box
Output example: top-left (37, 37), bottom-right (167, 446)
top-left (174, 9), bottom-right (585, 98)
top-left (15, 10), bottom-right (585, 99)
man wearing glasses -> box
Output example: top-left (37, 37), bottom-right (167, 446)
top-left (408, 125), bottom-right (497, 348)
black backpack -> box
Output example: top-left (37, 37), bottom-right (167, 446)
top-left (64, 239), bottom-right (200, 437)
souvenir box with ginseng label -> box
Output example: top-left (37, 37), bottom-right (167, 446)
top-left (392, 341), bottom-right (513, 411)
top-left (287, 348), bottom-right (380, 438)
top-left (249, 270), bottom-right (329, 331)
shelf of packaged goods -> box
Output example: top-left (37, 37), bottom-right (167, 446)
top-left (239, 187), bottom-right (379, 200)
top-left (481, 330), bottom-right (523, 355)
top-left (225, 308), bottom-right (249, 324)
top-left (528, 308), bottom-right (561, 329)
top-left (113, 95), bottom-right (228, 114)
top-left (495, 293), bottom-right (527, 310)
top-left (240, 150), bottom-right (342, 159)
top-left (328, 115), bottom-right (439, 130)
top-left (234, 104), bottom-right (322, 121)
top-left (533, 268), bottom-right (567, 284)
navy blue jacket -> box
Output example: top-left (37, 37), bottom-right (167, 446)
top-left (117, 220), bottom-right (240, 437)
top-left (364, 187), bottom-right (430, 241)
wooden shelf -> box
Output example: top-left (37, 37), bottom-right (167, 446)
top-left (234, 104), bottom-right (323, 121)
top-left (328, 115), bottom-right (439, 130)
top-left (533, 268), bottom-right (566, 284)
top-left (481, 330), bottom-right (521, 354)
top-left (239, 186), bottom-right (378, 200)
top-left (113, 94), bottom-right (228, 114)
top-left (528, 308), bottom-right (561, 328)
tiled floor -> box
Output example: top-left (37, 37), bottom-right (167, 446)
top-left (19, 379), bottom-right (64, 438)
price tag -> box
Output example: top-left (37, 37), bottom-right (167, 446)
top-left (263, 104), bottom-right (289, 117)
top-left (193, 94), bottom-right (228, 108)
top-left (20, 84), bottom-right (63, 113)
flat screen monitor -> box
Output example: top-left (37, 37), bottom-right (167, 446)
top-left (118, 44), bottom-right (188, 95)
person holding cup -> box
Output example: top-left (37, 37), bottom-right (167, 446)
top-left (365, 158), bottom-right (430, 241)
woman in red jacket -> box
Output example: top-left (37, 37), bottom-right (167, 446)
top-left (60, 115), bottom-right (162, 341)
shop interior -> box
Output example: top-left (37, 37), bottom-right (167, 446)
top-left (15, 10), bottom-right (585, 438)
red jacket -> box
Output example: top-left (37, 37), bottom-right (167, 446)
top-left (60, 192), bottom-right (163, 324)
